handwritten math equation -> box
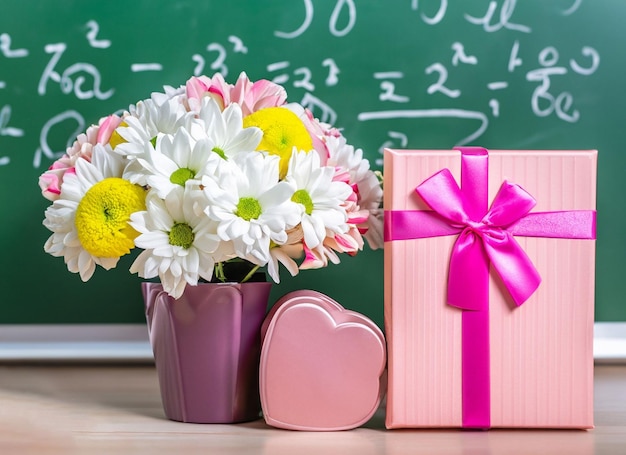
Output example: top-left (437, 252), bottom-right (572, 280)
top-left (0, 0), bottom-right (600, 169)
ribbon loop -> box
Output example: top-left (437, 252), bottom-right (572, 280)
top-left (416, 168), bottom-right (472, 226)
top-left (481, 229), bottom-right (541, 306)
top-left (484, 181), bottom-right (537, 227)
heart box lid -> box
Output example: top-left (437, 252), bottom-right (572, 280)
top-left (260, 290), bottom-right (387, 431)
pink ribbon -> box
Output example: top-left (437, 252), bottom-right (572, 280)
top-left (384, 147), bottom-right (596, 428)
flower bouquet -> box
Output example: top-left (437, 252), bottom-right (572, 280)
top-left (39, 72), bottom-right (383, 298)
top-left (38, 72), bottom-right (383, 423)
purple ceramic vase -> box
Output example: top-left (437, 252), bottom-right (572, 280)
top-left (143, 281), bottom-right (272, 423)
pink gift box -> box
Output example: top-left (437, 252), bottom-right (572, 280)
top-left (383, 148), bottom-right (596, 429)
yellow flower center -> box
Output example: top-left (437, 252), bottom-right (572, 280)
top-left (236, 197), bottom-right (262, 221)
top-left (242, 107), bottom-right (313, 179)
top-left (291, 189), bottom-right (314, 215)
top-left (170, 167), bottom-right (195, 186)
top-left (169, 223), bottom-right (195, 249)
top-left (75, 178), bottom-right (146, 258)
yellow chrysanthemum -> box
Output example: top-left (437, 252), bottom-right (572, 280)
top-left (75, 178), bottom-right (146, 257)
top-left (242, 107), bottom-right (313, 178)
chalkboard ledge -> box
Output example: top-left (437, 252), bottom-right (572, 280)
top-left (0, 323), bottom-right (624, 363)
top-left (594, 322), bottom-right (626, 364)
top-left (0, 324), bottom-right (153, 363)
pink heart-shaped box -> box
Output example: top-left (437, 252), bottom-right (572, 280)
top-left (260, 290), bottom-right (387, 431)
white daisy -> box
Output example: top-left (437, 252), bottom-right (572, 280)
top-left (190, 97), bottom-right (263, 160)
top-left (160, 84), bottom-right (186, 100)
top-left (110, 93), bottom-right (196, 185)
top-left (43, 145), bottom-right (146, 281)
top-left (129, 127), bottom-right (223, 199)
top-left (113, 93), bottom-right (193, 154)
top-left (201, 152), bottom-right (298, 267)
top-left (129, 186), bottom-right (224, 299)
top-left (285, 150), bottom-right (352, 249)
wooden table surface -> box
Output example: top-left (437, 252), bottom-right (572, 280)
top-left (1, 364), bottom-right (625, 454)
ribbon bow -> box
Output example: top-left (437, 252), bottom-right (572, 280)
top-left (416, 168), bottom-right (541, 311)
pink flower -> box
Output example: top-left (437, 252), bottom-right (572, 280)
top-left (39, 159), bottom-right (75, 201)
top-left (299, 243), bottom-right (330, 270)
top-left (363, 208), bottom-right (384, 250)
top-left (185, 74), bottom-right (231, 112)
top-left (326, 196), bottom-right (366, 257)
top-left (38, 115), bottom-right (118, 201)
top-left (229, 72), bottom-right (287, 115)
top-left (325, 228), bottom-right (363, 255)
top-left (38, 163), bottom-right (74, 200)
top-left (286, 104), bottom-right (335, 166)
top-left (267, 231), bottom-right (304, 283)
top-left (96, 114), bottom-right (123, 144)
top-left (325, 135), bottom-right (384, 250)
top-left (186, 72), bottom-right (287, 116)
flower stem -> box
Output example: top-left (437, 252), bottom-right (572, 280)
top-left (240, 264), bottom-right (261, 283)
top-left (215, 262), bottom-right (226, 282)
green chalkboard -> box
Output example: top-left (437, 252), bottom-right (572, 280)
top-left (1, 0), bottom-right (624, 326)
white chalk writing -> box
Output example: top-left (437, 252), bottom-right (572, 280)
top-left (131, 63), bottom-right (163, 72)
top-left (0, 33), bottom-right (28, 57)
top-left (465, 0), bottom-right (531, 33)
top-left (274, 0), bottom-right (356, 39)
top-left (411, 0), bottom-right (448, 25)
top-left (358, 108), bottom-right (489, 146)
top-left (85, 20), bottom-right (111, 49)
top-left (190, 36), bottom-right (248, 78)
top-left (452, 42), bottom-right (478, 66)
top-left (0, 105), bottom-right (24, 138)
top-left (0, 1), bottom-right (604, 171)
top-left (38, 43), bottom-right (114, 100)
top-left (33, 110), bottom-right (85, 169)
top-left (425, 63), bottom-right (461, 98)
top-left (322, 58), bottom-right (340, 86)
top-left (562, 0), bottom-right (582, 16)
